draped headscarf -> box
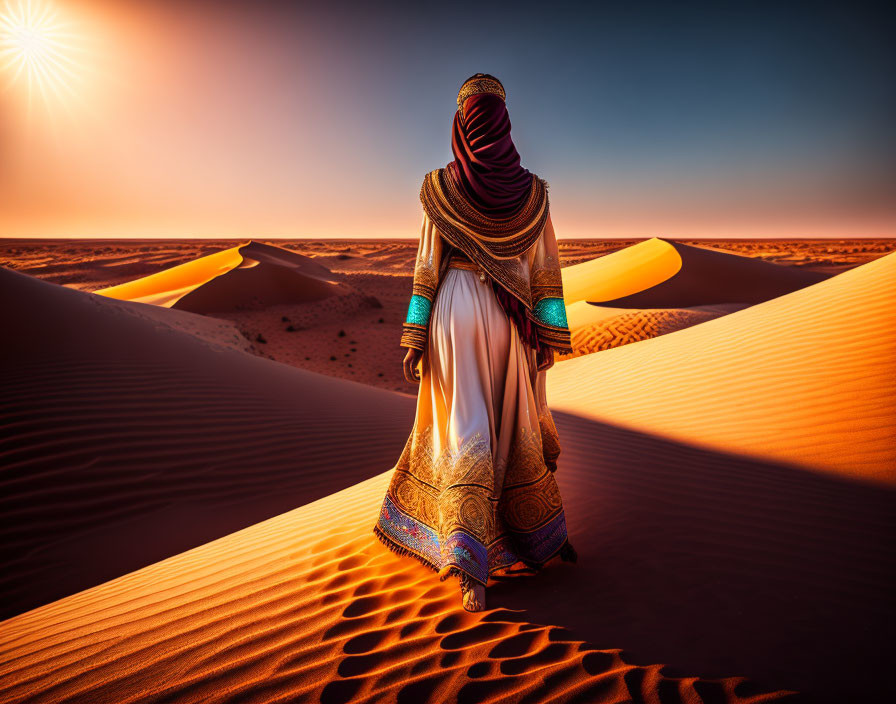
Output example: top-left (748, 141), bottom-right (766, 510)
top-left (419, 80), bottom-right (550, 354)
top-left (446, 92), bottom-right (534, 217)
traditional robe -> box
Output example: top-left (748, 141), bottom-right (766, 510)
top-left (373, 190), bottom-right (573, 588)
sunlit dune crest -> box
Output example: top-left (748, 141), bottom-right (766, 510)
top-left (0, 247), bottom-right (892, 700)
top-left (549, 251), bottom-right (896, 482)
top-left (95, 240), bottom-right (344, 312)
top-left (558, 238), bottom-right (824, 355)
top-left (0, 263), bottom-right (800, 702)
top-left (561, 237), bottom-right (829, 308)
top-left (562, 236), bottom-right (683, 305)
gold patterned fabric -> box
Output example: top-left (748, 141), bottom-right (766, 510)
top-left (378, 243), bottom-right (571, 587)
top-left (420, 169), bottom-right (549, 306)
top-left (400, 207), bottom-right (572, 355)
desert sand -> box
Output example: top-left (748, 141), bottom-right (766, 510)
top-left (560, 238), bottom-right (829, 308)
top-left (557, 237), bottom-right (830, 358)
top-left (94, 240), bottom-right (346, 311)
top-left (0, 266), bottom-right (414, 619)
top-left (0, 236), bottom-right (894, 703)
top-left (550, 251), bottom-right (896, 480)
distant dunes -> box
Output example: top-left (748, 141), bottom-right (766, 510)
top-left (562, 237), bottom-right (829, 308)
top-left (551, 250), bottom-right (896, 482)
top-left (0, 265), bottom-right (414, 619)
top-left (560, 237), bottom-right (832, 355)
top-left (95, 240), bottom-right (345, 312)
top-left (0, 242), bottom-right (893, 702)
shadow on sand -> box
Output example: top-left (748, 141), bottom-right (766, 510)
top-left (488, 411), bottom-right (895, 703)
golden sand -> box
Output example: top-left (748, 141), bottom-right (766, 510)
top-left (549, 251), bottom-right (896, 481)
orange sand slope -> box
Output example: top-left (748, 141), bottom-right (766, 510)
top-left (0, 470), bottom-right (798, 704)
top-left (549, 251), bottom-right (896, 482)
top-left (0, 266), bottom-right (414, 619)
top-left (94, 240), bottom-right (345, 312)
top-left (562, 300), bottom-right (751, 358)
top-left (564, 300), bottom-right (748, 332)
top-left (561, 237), bottom-right (829, 307)
top-left (562, 306), bottom-right (726, 358)
top-left (1, 257), bottom-right (892, 701)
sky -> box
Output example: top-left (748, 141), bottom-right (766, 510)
top-left (0, 0), bottom-right (893, 239)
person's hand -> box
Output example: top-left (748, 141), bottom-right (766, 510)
top-left (403, 347), bottom-right (424, 383)
top-left (536, 347), bottom-right (554, 372)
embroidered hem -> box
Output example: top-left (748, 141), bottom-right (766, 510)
top-left (374, 492), bottom-right (571, 588)
top-left (372, 523), bottom-right (576, 590)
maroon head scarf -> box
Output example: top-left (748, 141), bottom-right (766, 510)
top-left (443, 84), bottom-right (548, 356)
top-left (446, 91), bottom-right (533, 218)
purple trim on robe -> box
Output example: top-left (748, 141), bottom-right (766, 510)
top-left (378, 493), bottom-right (569, 583)
top-left (509, 510), bottom-right (568, 565)
top-left (377, 495), bottom-right (442, 566)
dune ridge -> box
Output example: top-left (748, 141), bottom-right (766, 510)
top-left (561, 237), bottom-right (829, 308)
top-left (0, 266), bottom-right (414, 619)
top-left (1, 245), bottom-right (892, 702)
top-left (561, 307), bottom-right (725, 358)
top-left (549, 251), bottom-right (896, 481)
top-left (94, 240), bottom-right (344, 312)
top-left (0, 469), bottom-right (796, 704)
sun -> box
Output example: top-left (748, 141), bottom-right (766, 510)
top-left (0, 0), bottom-right (82, 109)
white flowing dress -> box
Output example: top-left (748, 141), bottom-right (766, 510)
top-left (374, 213), bottom-right (570, 588)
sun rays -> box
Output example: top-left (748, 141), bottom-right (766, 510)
top-left (0, 0), bottom-right (86, 114)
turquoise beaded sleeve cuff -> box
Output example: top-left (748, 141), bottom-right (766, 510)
top-left (400, 295), bottom-right (432, 350)
top-left (400, 274), bottom-right (437, 351)
top-left (530, 268), bottom-right (572, 354)
top-left (533, 297), bottom-right (568, 329)
top-left (405, 294), bottom-right (432, 325)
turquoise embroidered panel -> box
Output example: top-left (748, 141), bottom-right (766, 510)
top-left (533, 297), bottom-right (568, 328)
top-left (405, 294), bottom-right (432, 326)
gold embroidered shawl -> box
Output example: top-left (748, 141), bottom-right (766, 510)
top-left (419, 168), bottom-right (549, 308)
top-left (402, 185), bottom-right (572, 355)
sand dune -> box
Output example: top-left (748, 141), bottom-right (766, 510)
top-left (550, 251), bottom-right (896, 482)
top-left (0, 467), bottom-right (801, 704)
top-left (562, 307), bottom-right (721, 357)
top-left (557, 238), bottom-right (823, 356)
top-left (94, 240), bottom-right (345, 312)
top-left (1, 247), bottom-right (892, 702)
top-left (0, 266), bottom-right (806, 702)
top-left (536, 410), bottom-right (894, 704)
top-left (562, 301), bottom-right (752, 357)
top-left (561, 237), bottom-right (829, 308)
top-left (0, 266), bottom-right (414, 619)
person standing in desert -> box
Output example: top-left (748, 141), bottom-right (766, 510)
top-left (373, 73), bottom-right (577, 612)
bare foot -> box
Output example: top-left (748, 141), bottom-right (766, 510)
top-left (462, 583), bottom-right (486, 612)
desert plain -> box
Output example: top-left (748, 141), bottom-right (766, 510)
top-left (0, 236), bottom-right (893, 704)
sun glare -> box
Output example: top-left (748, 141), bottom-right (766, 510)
top-left (0, 0), bottom-right (83, 111)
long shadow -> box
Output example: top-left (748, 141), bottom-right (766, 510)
top-left (490, 411), bottom-right (895, 703)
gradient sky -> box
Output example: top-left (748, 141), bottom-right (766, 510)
top-left (1, 0), bottom-right (893, 239)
